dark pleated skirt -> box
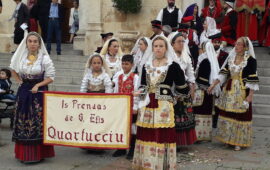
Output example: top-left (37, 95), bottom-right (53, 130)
top-left (13, 80), bottom-right (54, 162)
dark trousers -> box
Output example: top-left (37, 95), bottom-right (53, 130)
top-left (38, 17), bottom-right (48, 42)
top-left (46, 18), bottom-right (61, 53)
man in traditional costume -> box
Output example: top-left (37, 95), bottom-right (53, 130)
top-left (156, 0), bottom-right (183, 31)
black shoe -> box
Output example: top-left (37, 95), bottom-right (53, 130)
top-left (112, 150), bottom-right (127, 157)
top-left (48, 51), bottom-right (51, 55)
top-left (126, 150), bottom-right (134, 160)
top-left (57, 52), bottom-right (61, 55)
top-left (11, 51), bottom-right (16, 54)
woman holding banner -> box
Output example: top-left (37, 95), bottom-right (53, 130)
top-left (133, 35), bottom-right (189, 169)
top-left (10, 32), bottom-right (55, 163)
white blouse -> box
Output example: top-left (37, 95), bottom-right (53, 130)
top-left (80, 69), bottom-right (112, 93)
top-left (176, 55), bottom-right (195, 84)
top-left (105, 53), bottom-right (122, 77)
top-left (19, 54), bottom-right (55, 80)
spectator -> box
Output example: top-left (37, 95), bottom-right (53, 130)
top-left (36, 0), bottom-right (50, 42)
top-left (12, 0), bottom-right (29, 52)
top-left (46, 0), bottom-right (63, 55)
top-left (27, 0), bottom-right (38, 32)
top-left (69, 0), bottom-right (79, 43)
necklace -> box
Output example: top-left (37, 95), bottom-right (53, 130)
top-left (27, 55), bottom-right (37, 65)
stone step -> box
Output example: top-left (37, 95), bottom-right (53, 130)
top-left (0, 60), bottom-right (86, 70)
top-left (259, 76), bottom-right (270, 86)
top-left (53, 76), bottom-right (82, 85)
top-left (258, 68), bottom-right (270, 77)
top-left (253, 104), bottom-right (270, 115)
top-left (257, 60), bottom-right (270, 68)
top-left (0, 53), bottom-right (88, 61)
top-left (55, 69), bottom-right (84, 77)
top-left (6, 83), bottom-right (82, 93)
top-left (253, 94), bottom-right (270, 105)
top-left (256, 85), bottom-right (270, 94)
top-left (253, 114), bottom-right (270, 127)
top-left (49, 83), bottom-right (80, 92)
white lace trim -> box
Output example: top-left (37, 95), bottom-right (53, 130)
top-left (245, 83), bottom-right (259, 91)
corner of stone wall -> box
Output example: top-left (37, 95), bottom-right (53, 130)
top-left (0, 34), bottom-right (14, 54)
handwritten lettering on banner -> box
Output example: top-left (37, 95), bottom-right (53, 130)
top-left (43, 92), bottom-right (132, 149)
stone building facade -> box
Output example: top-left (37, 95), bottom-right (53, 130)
top-left (0, 0), bottom-right (204, 55)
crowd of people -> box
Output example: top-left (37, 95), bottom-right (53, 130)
top-left (4, 0), bottom-right (79, 54)
top-left (0, 0), bottom-right (266, 169)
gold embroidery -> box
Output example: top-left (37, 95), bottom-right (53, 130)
top-left (199, 77), bottom-right (208, 82)
top-left (175, 84), bottom-right (188, 89)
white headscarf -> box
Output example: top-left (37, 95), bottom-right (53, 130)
top-left (84, 53), bottom-right (112, 78)
top-left (227, 37), bottom-right (256, 60)
top-left (100, 37), bottom-right (123, 58)
top-left (197, 41), bottom-right (221, 96)
top-left (10, 32), bottom-right (49, 73)
top-left (131, 37), bottom-right (152, 72)
top-left (200, 17), bottom-right (221, 46)
top-left (221, 36), bottom-right (256, 71)
top-left (144, 35), bottom-right (178, 66)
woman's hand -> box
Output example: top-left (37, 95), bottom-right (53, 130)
top-left (31, 84), bottom-right (40, 93)
top-left (207, 84), bottom-right (215, 94)
top-left (189, 83), bottom-right (195, 100)
top-left (245, 95), bottom-right (253, 103)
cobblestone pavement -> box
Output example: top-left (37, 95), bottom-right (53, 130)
top-left (1, 118), bottom-right (270, 170)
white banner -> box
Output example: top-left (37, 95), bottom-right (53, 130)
top-left (43, 92), bottom-right (132, 149)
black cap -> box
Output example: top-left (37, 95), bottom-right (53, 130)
top-left (178, 23), bottom-right (189, 32)
top-left (151, 20), bottom-right (162, 29)
top-left (100, 32), bottom-right (114, 39)
top-left (208, 32), bottom-right (222, 40)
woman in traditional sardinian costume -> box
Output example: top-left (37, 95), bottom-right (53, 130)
top-left (100, 37), bottom-right (123, 78)
top-left (193, 41), bottom-right (220, 141)
top-left (170, 32), bottom-right (197, 146)
top-left (131, 37), bottom-right (152, 75)
top-left (80, 53), bottom-right (113, 93)
top-left (10, 32), bottom-right (55, 163)
top-left (132, 35), bottom-right (189, 170)
top-left (208, 37), bottom-right (259, 151)
top-left (200, 16), bottom-right (220, 48)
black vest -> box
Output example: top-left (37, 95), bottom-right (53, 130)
top-left (162, 7), bottom-right (179, 30)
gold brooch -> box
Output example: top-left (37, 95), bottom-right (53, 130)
top-left (27, 55), bottom-right (37, 65)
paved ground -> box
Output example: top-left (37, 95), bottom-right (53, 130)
top-left (1, 118), bottom-right (270, 170)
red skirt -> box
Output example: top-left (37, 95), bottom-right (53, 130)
top-left (176, 128), bottom-right (197, 146)
top-left (15, 142), bottom-right (55, 163)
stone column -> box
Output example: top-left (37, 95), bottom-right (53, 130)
top-left (74, 0), bottom-right (103, 56)
top-left (73, 0), bottom-right (90, 51)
